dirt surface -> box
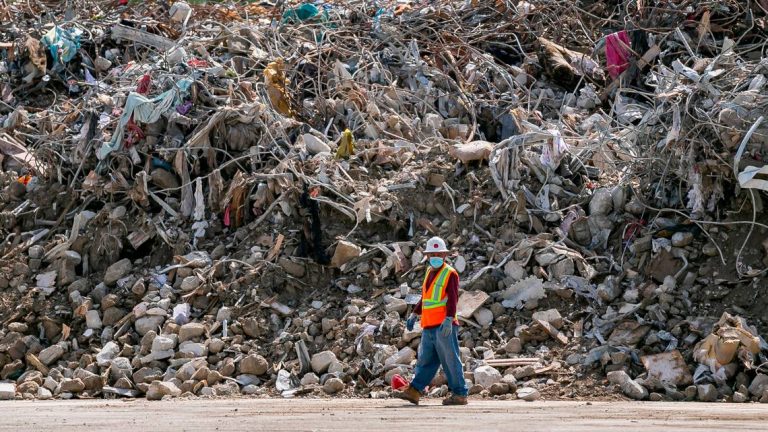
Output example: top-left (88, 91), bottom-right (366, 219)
top-left (1, 398), bottom-right (767, 432)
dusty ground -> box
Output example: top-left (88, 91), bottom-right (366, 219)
top-left (1, 398), bottom-right (767, 431)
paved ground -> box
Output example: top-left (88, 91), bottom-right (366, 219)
top-left (1, 398), bottom-right (767, 431)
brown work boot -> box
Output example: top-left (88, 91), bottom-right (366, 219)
top-left (442, 394), bottom-right (468, 405)
top-left (394, 385), bottom-right (421, 405)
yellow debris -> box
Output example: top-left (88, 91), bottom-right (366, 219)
top-left (264, 58), bottom-right (292, 117)
top-left (336, 129), bottom-right (355, 159)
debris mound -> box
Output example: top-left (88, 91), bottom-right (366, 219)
top-left (1, 0), bottom-right (768, 402)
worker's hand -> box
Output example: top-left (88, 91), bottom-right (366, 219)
top-left (439, 317), bottom-right (453, 338)
top-left (406, 313), bottom-right (418, 331)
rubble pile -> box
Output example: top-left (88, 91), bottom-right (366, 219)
top-left (1, 0), bottom-right (768, 402)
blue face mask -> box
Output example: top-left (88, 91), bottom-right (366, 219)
top-left (429, 257), bottom-right (444, 269)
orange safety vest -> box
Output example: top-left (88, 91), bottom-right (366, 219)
top-left (421, 264), bottom-right (458, 328)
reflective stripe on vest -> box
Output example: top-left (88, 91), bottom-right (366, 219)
top-left (422, 265), bottom-right (453, 310)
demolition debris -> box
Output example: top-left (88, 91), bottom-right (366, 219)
top-left (1, 0), bottom-right (768, 402)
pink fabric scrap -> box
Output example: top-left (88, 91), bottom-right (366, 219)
top-left (605, 31), bottom-right (630, 79)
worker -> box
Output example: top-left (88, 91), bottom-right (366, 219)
top-left (395, 236), bottom-right (468, 405)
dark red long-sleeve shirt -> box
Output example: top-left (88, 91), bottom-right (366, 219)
top-left (413, 267), bottom-right (459, 328)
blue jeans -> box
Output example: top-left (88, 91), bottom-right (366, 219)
top-left (410, 325), bottom-right (468, 396)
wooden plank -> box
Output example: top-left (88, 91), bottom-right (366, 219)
top-left (266, 233), bottom-right (285, 262)
top-left (534, 319), bottom-right (569, 345)
top-left (128, 226), bottom-right (155, 249)
top-left (111, 24), bottom-right (176, 51)
top-left (25, 353), bottom-right (49, 375)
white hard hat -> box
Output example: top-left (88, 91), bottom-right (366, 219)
top-left (425, 236), bottom-right (449, 253)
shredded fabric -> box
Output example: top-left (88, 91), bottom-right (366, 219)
top-left (605, 31), bottom-right (631, 79)
top-left (97, 79), bottom-right (192, 159)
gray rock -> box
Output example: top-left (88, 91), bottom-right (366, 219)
top-left (328, 361), bottom-right (344, 374)
top-left (321, 318), bottom-right (339, 334)
top-left (146, 381), bottom-right (182, 400)
top-left (733, 391), bottom-right (748, 403)
top-left (531, 309), bottom-right (563, 329)
top-left (468, 384), bottom-right (484, 395)
top-left (151, 335), bottom-right (176, 351)
top-left (17, 381), bottom-right (39, 395)
top-left (135, 316), bottom-right (165, 336)
top-left (85, 310), bottom-right (102, 329)
top-left (242, 384), bottom-right (260, 395)
top-left (178, 341), bottom-right (207, 357)
top-left (589, 188), bottom-right (613, 215)
top-left (473, 308), bottom-right (494, 327)
top-left (96, 342), bottom-right (120, 367)
top-left (37, 387), bottom-right (53, 400)
top-left (104, 258), bottom-right (132, 285)
top-left (322, 378), bottom-right (344, 394)
top-left (402, 325), bottom-right (423, 343)
top-left (278, 257), bottom-right (305, 278)
top-left (698, 384), bottom-right (718, 402)
top-left (240, 354), bottom-right (269, 376)
top-left (516, 387), bottom-right (541, 401)
top-left (75, 368), bottom-right (104, 390)
top-left (178, 323), bottom-right (206, 342)
top-left (665, 387), bottom-right (685, 401)
top-left (649, 392), bottom-right (664, 401)
top-left (208, 338), bottom-right (225, 354)
top-left (59, 378), bottom-right (85, 393)
top-left (384, 347), bottom-right (416, 366)
top-left (301, 373), bottom-right (320, 386)
top-left (607, 370), bottom-right (647, 400)
top-left (489, 382), bottom-right (510, 396)
top-left (179, 276), bottom-right (202, 292)
top-left (311, 351), bottom-right (337, 374)
top-left (504, 261), bottom-right (526, 281)
top-left (384, 298), bottom-right (407, 315)
top-left (133, 367), bottom-right (163, 384)
top-left (684, 385), bottom-right (698, 401)
top-left (671, 232), bottom-right (694, 247)
top-left (749, 373), bottom-right (768, 396)
top-left (150, 169), bottom-right (180, 190)
top-left (504, 338), bottom-right (522, 354)
top-left (175, 362), bottom-right (198, 382)
top-left (622, 380), bottom-right (648, 400)
top-left (236, 374), bottom-right (261, 387)
top-left (512, 365), bottom-right (535, 380)
top-left (43, 376), bottom-right (58, 391)
top-left (109, 357), bottom-right (133, 382)
top-left (597, 276), bottom-right (622, 302)
top-left (29, 245), bottom-right (45, 260)
top-left (565, 353), bottom-right (583, 365)
top-left (501, 374), bottom-right (518, 386)
top-left (38, 344), bottom-right (66, 365)
top-left (702, 244), bottom-right (718, 257)
top-left (474, 365), bottom-right (502, 388)
top-left (549, 258), bottom-right (575, 279)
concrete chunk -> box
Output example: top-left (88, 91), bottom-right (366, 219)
top-left (104, 258), bottom-right (132, 285)
top-left (0, 383), bottom-right (15, 400)
top-left (310, 351), bottom-right (337, 374)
